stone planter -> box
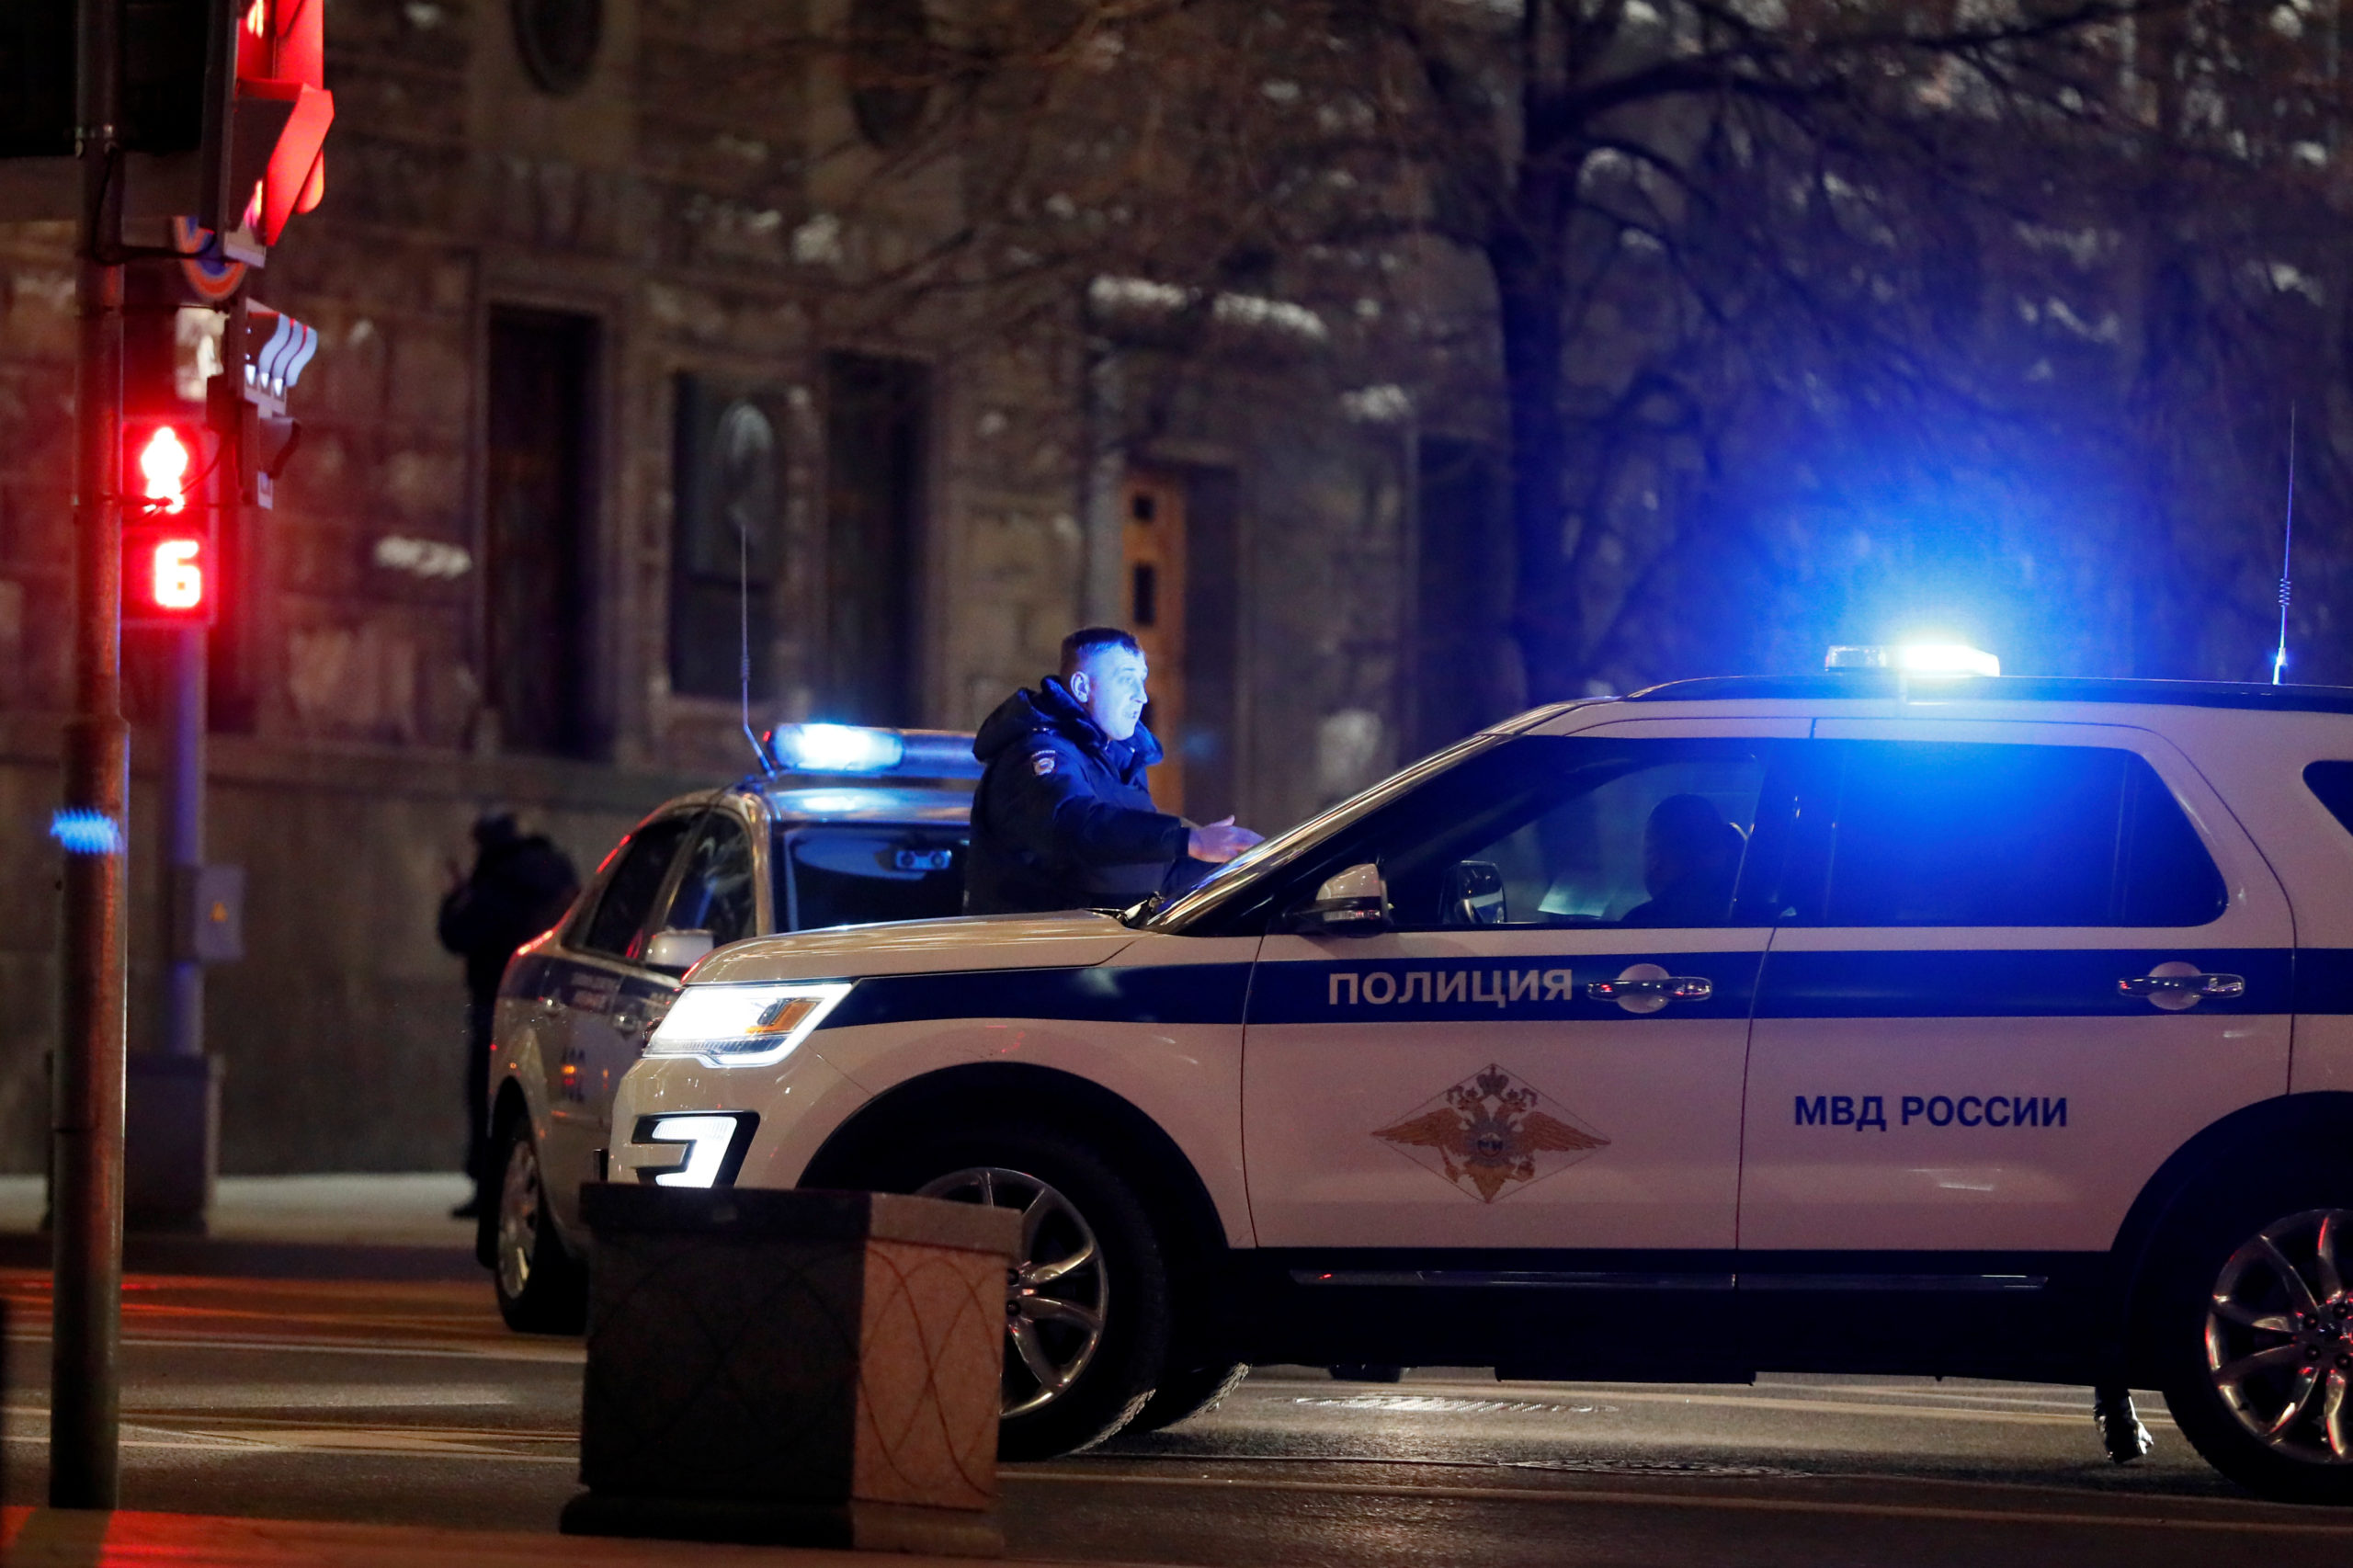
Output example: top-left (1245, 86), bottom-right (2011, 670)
top-left (561, 1184), bottom-right (1016, 1556)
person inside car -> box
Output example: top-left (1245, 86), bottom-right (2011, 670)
top-left (1619, 792), bottom-right (1745, 927)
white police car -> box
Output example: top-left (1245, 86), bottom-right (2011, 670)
top-left (609, 653), bottom-right (2353, 1496)
top-left (483, 725), bottom-right (974, 1332)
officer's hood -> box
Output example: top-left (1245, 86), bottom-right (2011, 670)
top-left (973, 679), bottom-right (1163, 768)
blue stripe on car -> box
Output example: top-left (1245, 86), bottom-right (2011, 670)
top-left (798, 946), bottom-right (2348, 1030)
top-left (821, 962), bottom-right (1255, 1028)
top-left (1754, 948), bottom-right (2290, 1019)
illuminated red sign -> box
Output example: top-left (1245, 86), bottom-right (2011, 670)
top-left (121, 418), bottom-right (218, 627)
top-left (122, 528), bottom-right (215, 624)
top-left (224, 0), bottom-right (334, 251)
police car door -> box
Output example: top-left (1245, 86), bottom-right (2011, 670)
top-left (574, 804), bottom-right (767, 1139)
top-left (541, 810), bottom-right (699, 1200)
top-left (1741, 721), bottom-right (2292, 1265)
top-left (1244, 720), bottom-right (1805, 1253)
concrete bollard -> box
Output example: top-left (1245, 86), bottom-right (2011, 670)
top-left (561, 1184), bottom-right (1017, 1556)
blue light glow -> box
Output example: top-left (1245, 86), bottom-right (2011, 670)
top-left (770, 723), bottom-right (906, 775)
top-left (49, 809), bottom-right (122, 856)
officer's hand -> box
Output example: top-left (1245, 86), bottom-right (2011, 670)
top-left (1187, 817), bottom-right (1264, 864)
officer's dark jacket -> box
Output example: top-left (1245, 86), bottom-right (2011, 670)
top-left (438, 835), bottom-right (580, 1002)
top-left (965, 678), bottom-right (1187, 915)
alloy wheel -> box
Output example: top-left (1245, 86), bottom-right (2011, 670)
top-left (917, 1165), bottom-right (1108, 1417)
top-left (496, 1133), bottom-right (544, 1302)
top-left (2205, 1208), bottom-right (2353, 1465)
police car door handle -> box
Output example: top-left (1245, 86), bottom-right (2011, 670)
top-left (1584, 976), bottom-right (1712, 1002)
top-left (2120, 971), bottom-right (2245, 1001)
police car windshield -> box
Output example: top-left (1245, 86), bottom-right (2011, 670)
top-left (776, 825), bottom-right (967, 931)
top-left (1138, 732), bottom-right (1506, 932)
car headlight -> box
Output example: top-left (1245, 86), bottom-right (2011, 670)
top-left (642, 981), bottom-right (853, 1067)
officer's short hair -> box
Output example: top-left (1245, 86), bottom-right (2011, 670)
top-left (1060, 627), bottom-right (1142, 676)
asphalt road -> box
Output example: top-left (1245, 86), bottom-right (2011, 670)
top-left (3, 1267), bottom-right (2349, 1566)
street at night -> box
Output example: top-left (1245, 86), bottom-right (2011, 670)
top-left (17, 0), bottom-right (2353, 1559)
top-left (4, 1219), bottom-right (2349, 1566)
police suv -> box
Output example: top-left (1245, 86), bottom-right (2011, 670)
top-left (483, 725), bottom-right (974, 1332)
top-left (611, 654), bottom-right (2353, 1498)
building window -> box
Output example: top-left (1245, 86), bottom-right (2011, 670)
top-left (823, 353), bottom-right (926, 726)
top-left (511, 0), bottom-right (603, 97)
top-left (671, 380), bottom-right (782, 703)
top-left (485, 308), bottom-right (599, 757)
top-left (847, 0), bottom-right (932, 150)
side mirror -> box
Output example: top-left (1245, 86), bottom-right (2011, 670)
top-left (644, 928), bottom-right (716, 973)
top-left (1289, 863), bottom-right (1391, 937)
top-left (1443, 860), bottom-right (1506, 926)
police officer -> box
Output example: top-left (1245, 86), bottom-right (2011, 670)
top-left (967, 628), bottom-right (1261, 915)
top-left (438, 811), bottom-right (578, 1218)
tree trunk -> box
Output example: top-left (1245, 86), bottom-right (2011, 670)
top-left (1491, 231), bottom-right (1584, 705)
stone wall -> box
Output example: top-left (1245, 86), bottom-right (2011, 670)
top-left (0, 0), bottom-right (1434, 1171)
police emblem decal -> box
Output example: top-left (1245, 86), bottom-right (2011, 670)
top-left (1372, 1063), bottom-right (1608, 1202)
top-left (1031, 752), bottom-right (1057, 776)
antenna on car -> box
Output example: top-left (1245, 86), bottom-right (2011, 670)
top-left (739, 494), bottom-right (772, 774)
top-left (2275, 403), bottom-right (2298, 687)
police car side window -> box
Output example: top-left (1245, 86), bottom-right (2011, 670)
top-left (1818, 743), bottom-right (2225, 927)
top-left (2302, 762), bottom-right (2353, 839)
top-left (663, 814), bottom-right (757, 948)
top-left (1370, 739), bottom-right (1771, 932)
top-left (580, 816), bottom-right (695, 957)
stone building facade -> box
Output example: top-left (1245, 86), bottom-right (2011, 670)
top-left (0, 0), bottom-right (1500, 1173)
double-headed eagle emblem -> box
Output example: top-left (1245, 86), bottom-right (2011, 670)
top-left (1373, 1063), bottom-right (1608, 1202)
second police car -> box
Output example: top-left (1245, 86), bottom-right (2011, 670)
top-left (482, 725), bottom-right (976, 1331)
top-left (610, 653), bottom-right (2353, 1499)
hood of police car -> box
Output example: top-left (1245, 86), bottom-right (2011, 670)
top-left (684, 910), bottom-right (1137, 986)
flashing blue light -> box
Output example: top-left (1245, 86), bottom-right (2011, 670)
top-left (1825, 642), bottom-right (2000, 678)
top-left (49, 809), bottom-right (122, 856)
top-left (769, 723), bottom-right (907, 775)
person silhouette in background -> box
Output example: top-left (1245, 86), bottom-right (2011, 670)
top-left (438, 811), bottom-right (577, 1219)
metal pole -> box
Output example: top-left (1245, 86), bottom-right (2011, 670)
top-left (1080, 338), bottom-right (1127, 628)
top-left (162, 629), bottom-right (204, 1060)
top-left (53, 0), bottom-right (129, 1511)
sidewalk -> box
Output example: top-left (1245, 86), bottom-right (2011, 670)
top-left (0, 1175), bottom-right (481, 1279)
top-left (0, 1507), bottom-right (1116, 1568)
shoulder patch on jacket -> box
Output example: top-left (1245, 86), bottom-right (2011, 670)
top-left (1030, 751), bottom-right (1058, 776)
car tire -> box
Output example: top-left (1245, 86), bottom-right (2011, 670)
top-left (490, 1114), bottom-right (587, 1335)
top-left (1127, 1361), bottom-right (1251, 1434)
top-left (867, 1123), bottom-right (1174, 1460)
top-left (2154, 1180), bottom-right (2353, 1503)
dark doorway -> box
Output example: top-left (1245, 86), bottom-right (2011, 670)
top-left (823, 353), bottom-right (926, 727)
top-left (1413, 437), bottom-right (1514, 756)
top-left (485, 309), bottom-right (597, 757)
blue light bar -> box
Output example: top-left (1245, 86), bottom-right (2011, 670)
top-left (762, 724), bottom-right (983, 780)
top-left (1825, 643), bottom-right (2000, 678)
top-left (770, 723), bottom-right (905, 774)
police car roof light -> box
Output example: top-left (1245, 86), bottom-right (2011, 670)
top-left (771, 723), bottom-right (905, 774)
top-left (762, 723), bottom-right (985, 780)
top-left (1825, 643), bottom-right (2000, 678)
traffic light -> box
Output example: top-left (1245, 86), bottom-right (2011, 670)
top-left (120, 416), bottom-right (218, 627)
top-left (202, 0), bottom-right (334, 262)
top-left (207, 300), bottom-right (313, 508)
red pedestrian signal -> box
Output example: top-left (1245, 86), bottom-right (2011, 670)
top-left (121, 417), bottom-right (218, 627)
top-left (124, 529), bottom-right (214, 621)
top-left (123, 418), bottom-right (210, 520)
